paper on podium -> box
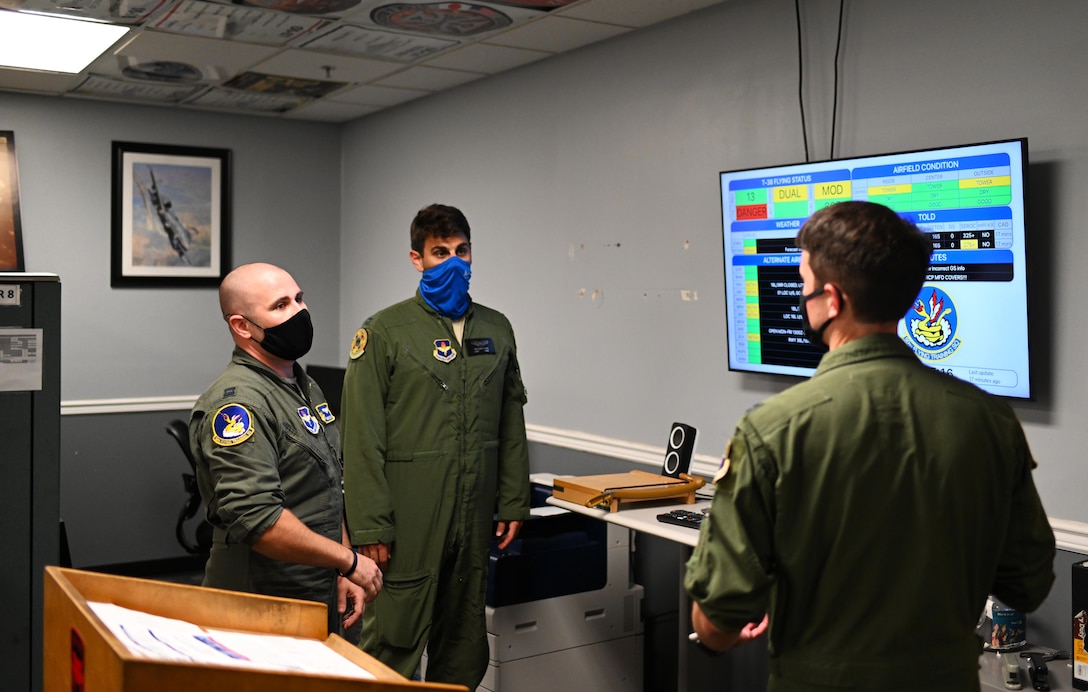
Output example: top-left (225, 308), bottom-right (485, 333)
top-left (88, 602), bottom-right (375, 680)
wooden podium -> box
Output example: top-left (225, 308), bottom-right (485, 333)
top-left (43, 566), bottom-right (467, 692)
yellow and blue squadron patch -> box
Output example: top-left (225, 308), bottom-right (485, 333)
top-left (315, 403), bottom-right (335, 424)
top-left (713, 438), bottom-right (732, 484)
top-left (433, 338), bottom-right (456, 363)
top-left (212, 404), bottom-right (255, 446)
top-left (349, 328), bottom-right (368, 360)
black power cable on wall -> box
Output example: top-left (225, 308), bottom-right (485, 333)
top-left (795, 0), bottom-right (847, 162)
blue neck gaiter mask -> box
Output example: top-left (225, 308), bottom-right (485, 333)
top-left (420, 256), bottom-right (472, 318)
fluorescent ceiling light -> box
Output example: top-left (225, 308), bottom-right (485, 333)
top-left (0, 10), bottom-right (129, 74)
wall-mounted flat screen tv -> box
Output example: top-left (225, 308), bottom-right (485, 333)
top-left (720, 137), bottom-right (1032, 399)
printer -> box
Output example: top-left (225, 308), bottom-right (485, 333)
top-left (479, 474), bottom-right (644, 692)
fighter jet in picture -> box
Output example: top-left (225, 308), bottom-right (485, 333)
top-left (136, 167), bottom-right (194, 264)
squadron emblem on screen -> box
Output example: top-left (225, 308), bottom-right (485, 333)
top-left (903, 285), bottom-right (962, 361)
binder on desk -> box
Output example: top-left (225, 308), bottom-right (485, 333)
top-left (43, 566), bottom-right (466, 692)
top-left (552, 469), bottom-right (705, 513)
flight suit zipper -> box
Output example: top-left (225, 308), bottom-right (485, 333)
top-left (404, 350), bottom-right (449, 391)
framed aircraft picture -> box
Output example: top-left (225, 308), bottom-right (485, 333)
top-left (111, 141), bottom-right (231, 288)
top-left (0, 130), bottom-right (25, 272)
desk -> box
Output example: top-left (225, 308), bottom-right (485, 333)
top-left (547, 496), bottom-right (709, 547)
top-left (978, 648), bottom-right (1075, 691)
top-left (548, 494), bottom-right (712, 691)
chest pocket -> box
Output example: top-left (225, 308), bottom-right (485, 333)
top-left (400, 349), bottom-right (451, 394)
top-left (277, 424), bottom-right (343, 539)
top-left (473, 348), bottom-right (510, 433)
top-left (280, 420), bottom-right (341, 493)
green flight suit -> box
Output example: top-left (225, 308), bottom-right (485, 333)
top-left (342, 292), bottom-right (530, 688)
top-left (190, 347), bottom-right (345, 634)
top-left (685, 334), bottom-right (1055, 692)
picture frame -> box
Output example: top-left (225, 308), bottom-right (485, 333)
top-left (0, 130), bottom-right (25, 272)
top-left (111, 141), bottom-right (231, 288)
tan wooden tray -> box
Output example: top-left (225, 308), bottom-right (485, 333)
top-left (552, 469), bottom-right (704, 512)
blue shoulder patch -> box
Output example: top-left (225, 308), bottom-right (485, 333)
top-left (212, 403), bottom-right (254, 446)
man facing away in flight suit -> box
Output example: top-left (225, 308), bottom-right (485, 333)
top-left (190, 262), bottom-right (383, 635)
top-left (341, 204), bottom-right (530, 689)
top-left (685, 202), bottom-right (1055, 691)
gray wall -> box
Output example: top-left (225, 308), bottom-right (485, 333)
top-left (0, 93), bottom-right (344, 400)
top-left (340, 0), bottom-right (1088, 526)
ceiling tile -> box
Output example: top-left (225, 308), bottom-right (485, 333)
top-left (338, 0), bottom-right (548, 36)
top-left (329, 83), bottom-right (430, 107)
top-left (294, 23), bottom-right (460, 63)
top-left (249, 48), bottom-right (403, 83)
top-left (422, 42), bottom-right (552, 74)
top-left (72, 74), bottom-right (205, 103)
top-left (0, 67), bottom-right (83, 94)
top-left (484, 15), bottom-right (631, 53)
top-left (187, 86), bottom-right (304, 113)
top-left (283, 99), bottom-right (379, 122)
top-left (146, 0), bottom-right (330, 47)
top-left (374, 65), bottom-right (483, 91)
top-left (105, 29), bottom-right (280, 73)
top-left (558, 0), bottom-right (727, 28)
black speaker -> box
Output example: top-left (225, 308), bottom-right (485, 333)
top-left (661, 422), bottom-right (697, 478)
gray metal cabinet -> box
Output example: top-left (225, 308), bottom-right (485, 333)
top-left (0, 273), bottom-right (60, 692)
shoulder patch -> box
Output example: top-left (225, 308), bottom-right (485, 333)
top-left (212, 403), bottom-right (255, 446)
top-left (713, 439), bottom-right (732, 484)
top-left (350, 328), bottom-right (368, 360)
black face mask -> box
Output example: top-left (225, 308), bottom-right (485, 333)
top-left (245, 308), bottom-right (313, 361)
top-left (799, 287), bottom-right (833, 352)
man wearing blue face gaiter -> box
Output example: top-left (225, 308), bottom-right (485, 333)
top-left (341, 204), bottom-right (530, 690)
top-left (418, 253), bottom-right (472, 319)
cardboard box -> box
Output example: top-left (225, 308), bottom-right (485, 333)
top-left (1074, 560), bottom-right (1088, 690)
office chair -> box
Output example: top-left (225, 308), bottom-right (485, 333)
top-left (165, 419), bottom-right (212, 555)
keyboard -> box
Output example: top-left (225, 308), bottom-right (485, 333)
top-left (656, 509), bottom-right (706, 529)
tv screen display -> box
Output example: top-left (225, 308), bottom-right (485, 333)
top-left (720, 138), bottom-right (1031, 399)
